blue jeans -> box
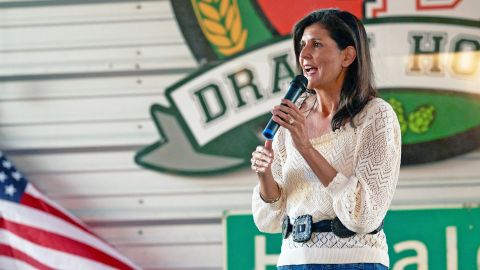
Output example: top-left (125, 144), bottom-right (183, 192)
top-left (277, 263), bottom-right (388, 270)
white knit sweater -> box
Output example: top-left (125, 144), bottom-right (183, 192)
top-left (252, 97), bottom-right (401, 267)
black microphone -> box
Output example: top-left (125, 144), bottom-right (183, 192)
top-left (262, 75), bottom-right (308, 140)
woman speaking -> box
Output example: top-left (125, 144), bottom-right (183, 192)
top-left (250, 9), bottom-right (401, 270)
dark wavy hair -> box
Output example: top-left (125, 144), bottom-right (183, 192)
top-left (293, 9), bottom-right (377, 130)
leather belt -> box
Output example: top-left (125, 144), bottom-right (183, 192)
top-left (282, 215), bottom-right (384, 242)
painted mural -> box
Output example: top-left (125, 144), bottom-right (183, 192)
top-left (135, 0), bottom-right (480, 175)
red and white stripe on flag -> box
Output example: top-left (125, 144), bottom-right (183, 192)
top-left (0, 152), bottom-right (140, 270)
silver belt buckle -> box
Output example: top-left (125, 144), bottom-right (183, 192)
top-left (292, 215), bottom-right (313, 242)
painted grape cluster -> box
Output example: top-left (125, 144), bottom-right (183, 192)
top-left (388, 98), bottom-right (436, 135)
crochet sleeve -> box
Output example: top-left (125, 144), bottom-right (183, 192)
top-left (252, 128), bottom-right (287, 233)
top-left (326, 100), bottom-right (402, 233)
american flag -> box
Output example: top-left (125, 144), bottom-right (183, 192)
top-left (0, 151), bottom-right (140, 270)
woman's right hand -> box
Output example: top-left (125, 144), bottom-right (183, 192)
top-left (250, 140), bottom-right (274, 175)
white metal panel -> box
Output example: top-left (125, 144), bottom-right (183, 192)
top-left (1, 20), bottom-right (184, 50)
top-left (0, 74), bottom-right (184, 100)
top-left (28, 170), bottom-right (255, 197)
top-left (93, 223), bottom-right (223, 269)
top-left (0, 45), bottom-right (196, 75)
top-left (93, 223), bottom-right (222, 245)
top-left (0, 2), bottom-right (172, 26)
top-left (399, 148), bottom-right (480, 181)
top-left (0, 2), bottom-right (182, 51)
top-left (8, 151), bottom-right (141, 173)
top-left (0, 120), bottom-right (157, 150)
top-left (117, 244), bottom-right (222, 270)
top-left (0, 94), bottom-right (161, 124)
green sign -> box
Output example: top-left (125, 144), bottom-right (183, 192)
top-left (223, 207), bottom-right (480, 270)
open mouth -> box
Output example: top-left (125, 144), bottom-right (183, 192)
top-left (304, 65), bottom-right (317, 75)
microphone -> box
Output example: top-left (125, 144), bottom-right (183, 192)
top-left (262, 75), bottom-right (308, 140)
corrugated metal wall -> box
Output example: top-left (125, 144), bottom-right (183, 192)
top-left (1, 1), bottom-right (479, 269)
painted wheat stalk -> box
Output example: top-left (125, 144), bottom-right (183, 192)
top-left (192, 0), bottom-right (248, 56)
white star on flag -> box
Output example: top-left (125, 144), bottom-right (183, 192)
top-left (2, 160), bottom-right (12, 169)
top-left (12, 171), bottom-right (22, 181)
top-left (5, 184), bottom-right (16, 196)
top-left (0, 172), bottom-right (7, 182)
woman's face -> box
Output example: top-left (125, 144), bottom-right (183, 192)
top-left (298, 23), bottom-right (347, 91)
